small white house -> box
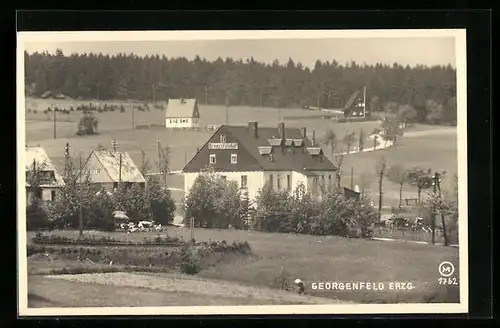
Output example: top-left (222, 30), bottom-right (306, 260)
top-left (165, 98), bottom-right (200, 129)
top-left (25, 146), bottom-right (65, 204)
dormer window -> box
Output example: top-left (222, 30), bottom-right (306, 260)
top-left (306, 147), bottom-right (322, 156)
top-left (209, 154), bottom-right (216, 164)
top-left (220, 134), bottom-right (227, 143)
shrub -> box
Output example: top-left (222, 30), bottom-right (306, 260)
top-left (76, 112), bottom-right (99, 135)
top-left (26, 199), bottom-right (52, 231)
top-left (179, 244), bottom-right (199, 274)
top-left (33, 110), bottom-right (37, 114)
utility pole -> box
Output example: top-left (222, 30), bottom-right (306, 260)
top-left (64, 142), bottom-right (70, 179)
top-left (436, 172), bottom-right (448, 246)
top-left (112, 138), bottom-right (117, 152)
top-left (431, 172), bottom-right (438, 245)
top-left (119, 153), bottom-right (123, 185)
top-left (204, 85), bottom-right (209, 105)
top-left (363, 85), bottom-right (367, 118)
top-left (131, 103), bottom-right (135, 130)
top-left (97, 83), bottom-right (100, 101)
top-left (317, 90), bottom-right (320, 110)
top-left (225, 91), bottom-right (230, 124)
top-left (53, 108), bottom-right (56, 139)
top-left (152, 84), bottom-right (156, 104)
top-left (350, 166), bottom-right (354, 190)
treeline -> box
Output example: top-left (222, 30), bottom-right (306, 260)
top-left (25, 49), bottom-right (457, 125)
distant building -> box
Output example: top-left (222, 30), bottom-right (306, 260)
top-left (341, 187), bottom-right (361, 201)
top-left (77, 150), bottom-right (146, 192)
top-left (25, 146), bottom-right (65, 204)
top-left (183, 122), bottom-right (337, 202)
top-left (165, 98), bottom-right (200, 129)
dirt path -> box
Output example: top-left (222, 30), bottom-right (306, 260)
top-left (42, 272), bottom-right (348, 305)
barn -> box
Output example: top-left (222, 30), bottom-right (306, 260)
top-left (165, 98), bottom-right (200, 129)
top-left (182, 121), bottom-right (338, 202)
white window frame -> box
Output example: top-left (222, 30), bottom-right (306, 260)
top-left (277, 175), bottom-right (281, 190)
top-left (231, 153), bottom-right (238, 164)
top-left (209, 154), bottom-right (216, 164)
top-left (96, 168), bottom-right (101, 174)
top-left (220, 134), bottom-right (227, 143)
top-left (287, 174), bottom-right (292, 191)
top-left (240, 175), bottom-right (248, 190)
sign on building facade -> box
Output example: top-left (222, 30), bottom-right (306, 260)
top-left (208, 143), bottom-right (239, 150)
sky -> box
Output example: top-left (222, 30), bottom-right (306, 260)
top-left (23, 38), bottom-right (456, 69)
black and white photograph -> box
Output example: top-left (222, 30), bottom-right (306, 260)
top-left (17, 30), bottom-right (468, 315)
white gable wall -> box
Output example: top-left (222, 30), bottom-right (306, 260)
top-left (78, 153), bottom-right (113, 184)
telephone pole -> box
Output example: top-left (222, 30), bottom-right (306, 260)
top-left (112, 139), bottom-right (117, 151)
top-left (431, 172), bottom-right (438, 245)
top-left (119, 153), bottom-right (123, 185)
top-left (152, 84), bottom-right (156, 104)
top-left (64, 142), bottom-right (70, 179)
top-left (350, 166), bottom-right (354, 190)
top-left (53, 109), bottom-right (56, 139)
top-left (131, 103), bottom-right (135, 130)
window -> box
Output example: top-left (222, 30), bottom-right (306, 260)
top-left (231, 153), bottom-right (238, 164)
top-left (287, 174), bottom-right (291, 191)
top-left (209, 154), bottom-right (216, 164)
top-left (96, 168), bottom-right (101, 174)
top-left (277, 175), bottom-right (281, 190)
top-left (241, 175), bottom-right (248, 189)
top-left (51, 190), bottom-right (56, 201)
top-left (113, 182), bottom-right (118, 190)
top-left (268, 174), bottom-right (274, 188)
top-left (328, 175), bottom-right (332, 187)
top-left (220, 134), bottom-right (227, 143)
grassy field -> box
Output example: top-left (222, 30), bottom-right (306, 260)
top-left (23, 97), bottom-right (457, 207)
top-left (27, 229), bottom-right (460, 304)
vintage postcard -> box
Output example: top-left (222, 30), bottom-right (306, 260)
top-left (17, 29), bottom-right (468, 316)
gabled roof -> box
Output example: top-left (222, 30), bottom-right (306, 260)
top-left (90, 150), bottom-right (146, 183)
top-left (165, 98), bottom-right (198, 118)
top-left (183, 124), bottom-right (337, 174)
top-left (25, 146), bottom-right (65, 187)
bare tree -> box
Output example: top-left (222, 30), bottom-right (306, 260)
top-left (157, 145), bottom-right (171, 188)
top-left (334, 152), bottom-right (344, 188)
top-left (376, 156), bottom-right (387, 221)
top-left (322, 129), bottom-right (337, 156)
top-left (139, 149), bottom-right (150, 176)
top-left (358, 171), bottom-right (374, 198)
top-left (343, 131), bottom-right (356, 154)
top-left (406, 167), bottom-right (434, 208)
top-left (386, 165), bottom-right (407, 208)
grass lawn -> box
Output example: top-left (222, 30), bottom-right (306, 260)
top-left (28, 229), bottom-right (460, 304)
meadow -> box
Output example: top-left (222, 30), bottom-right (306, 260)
top-left (24, 96), bottom-right (457, 207)
top-left (27, 228), bottom-right (460, 305)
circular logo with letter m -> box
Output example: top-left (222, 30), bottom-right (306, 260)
top-left (438, 261), bottom-right (455, 277)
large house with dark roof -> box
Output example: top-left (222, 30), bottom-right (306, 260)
top-left (182, 122), bottom-right (337, 201)
top-left (165, 98), bottom-right (200, 129)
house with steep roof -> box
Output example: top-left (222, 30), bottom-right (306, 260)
top-left (182, 122), bottom-right (337, 201)
top-left (25, 146), bottom-right (65, 204)
top-left (165, 98), bottom-right (200, 129)
top-left (77, 150), bottom-right (146, 192)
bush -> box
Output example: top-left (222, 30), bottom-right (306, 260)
top-left (77, 112), bottom-right (99, 135)
top-left (179, 244), bottom-right (199, 274)
top-left (26, 199), bottom-right (52, 231)
top-left (33, 110), bottom-right (37, 114)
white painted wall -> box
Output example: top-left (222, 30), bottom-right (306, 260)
top-left (184, 169), bottom-right (337, 204)
top-left (184, 171), bottom-right (264, 202)
top-left (26, 186), bottom-right (61, 204)
top-left (165, 117), bottom-right (200, 128)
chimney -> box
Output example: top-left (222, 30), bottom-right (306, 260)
top-left (312, 130), bottom-right (316, 146)
top-left (278, 122), bottom-right (285, 140)
top-left (248, 121), bottom-right (258, 138)
top-left (302, 127), bottom-right (307, 138)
